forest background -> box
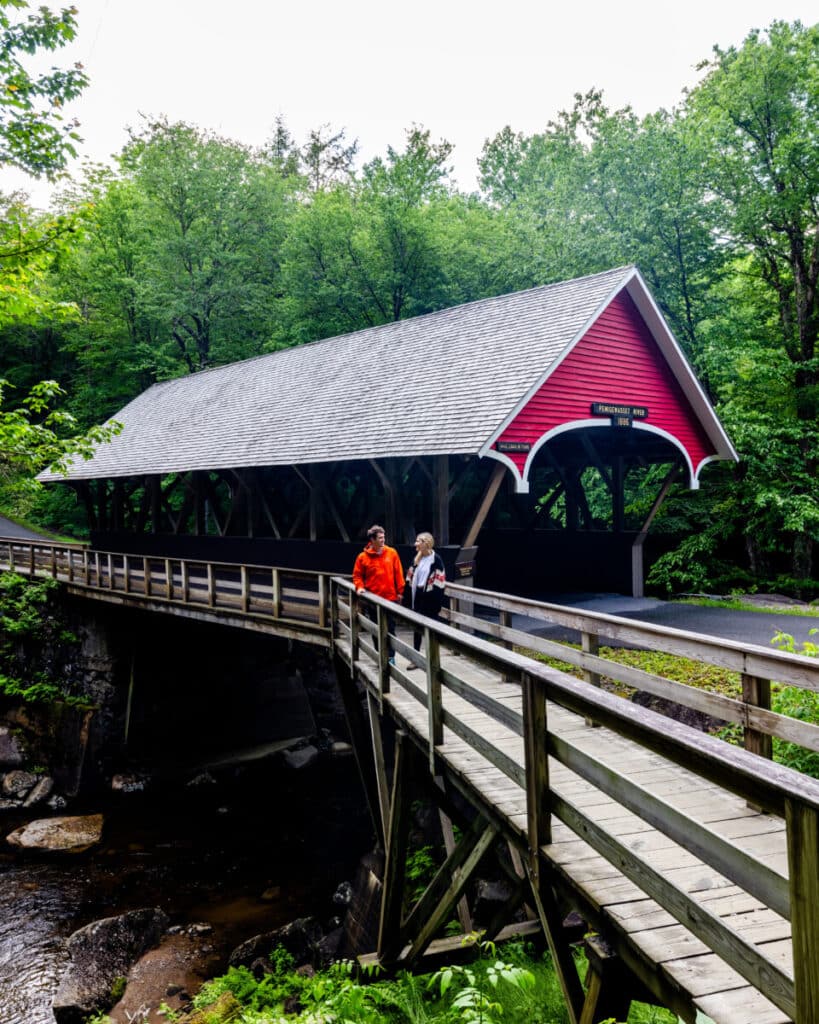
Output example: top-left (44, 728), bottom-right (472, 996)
top-left (1, 4), bottom-right (818, 598)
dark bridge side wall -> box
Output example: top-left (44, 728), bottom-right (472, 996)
top-left (93, 529), bottom-right (671, 597)
top-left (474, 529), bottom-right (672, 596)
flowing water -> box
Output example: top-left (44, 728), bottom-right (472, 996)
top-left (0, 757), bottom-right (370, 1024)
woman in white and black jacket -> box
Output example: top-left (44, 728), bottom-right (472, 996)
top-left (402, 532), bottom-right (447, 664)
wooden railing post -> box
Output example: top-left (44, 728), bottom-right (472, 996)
top-left (181, 560), bottom-right (190, 603)
top-left (83, 549), bottom-right (89, 586)
top-left (143, 557), bottom-right (151, 596)
top-left (581, 630), bottom-right (600, 687)
top-left (499, 609), bottom-right (514, 682)
top-left (582, 630), bottom-right (600, 728)
top-left (123, 555), bottom-right (130, 593)
top-left (350, 592), bottom-right (360, 673)
top-left (377, 602), bottom-right (391, 696)
top-left (742, 673), bottom-right (773, 760)
top-left (786, 798), bottom-right (819, 1023)
top-left (328, 577), bottom-right (338, 642)
top-left (425, 627), bottom-right (442, 773)
top-left (206, 563), bottom-right (215, 607)
top-left (522, 670), bottom-right (551, 874)
top-left (271, 568), bottom-right (281, 618)
top-left (107, 552), bottom-right (114, 590)
top-left (240, 565), bottom-right (249, 613)
top-left (165, 559), bottom-right (173, 600)
top-left (50, 546), bottom-right (56, 579)
top-left (317, 574), bottom-right (328, 628)
top-left (29, 544), bottom-right (34, 575)
top-left (8, 542), bottom-right (14, 571)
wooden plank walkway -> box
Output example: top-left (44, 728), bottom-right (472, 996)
top-left (358, 640), bottom-right (793, 1023)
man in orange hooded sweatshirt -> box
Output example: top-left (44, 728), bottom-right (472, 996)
top-left (352, 524), bottom-right (405, 601)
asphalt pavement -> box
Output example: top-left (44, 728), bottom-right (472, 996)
top-left (504, 592), bottom-right (819, 652)
top-left (0, 515), bottom-right (54, 541)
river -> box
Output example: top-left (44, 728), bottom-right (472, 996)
top-left (0, 755), bottom-right (370, 1024)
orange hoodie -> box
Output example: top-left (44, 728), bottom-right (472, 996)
top-left (352, 543), bottom-right (405, 602)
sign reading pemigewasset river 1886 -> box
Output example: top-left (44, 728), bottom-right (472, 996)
top-left (591, 402), bottom-right (649, 427)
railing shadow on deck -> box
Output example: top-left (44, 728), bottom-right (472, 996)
top-left (332, 577), bottom-right (819, 1023)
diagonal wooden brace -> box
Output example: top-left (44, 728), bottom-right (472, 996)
top-left (526, 862), bottom-right (586, 1024)
top-left (383, 811), bottom-right (498, 966)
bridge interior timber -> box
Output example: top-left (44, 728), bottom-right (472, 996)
top-left (3, 537), bottom-right (819, 1024)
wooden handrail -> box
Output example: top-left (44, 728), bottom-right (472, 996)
top-left (0, 538), bottom-right (335, 641)
top-left (331, 577), bottom-right (819, 1021)
top-left (445, 581), bottom-right (819, 762)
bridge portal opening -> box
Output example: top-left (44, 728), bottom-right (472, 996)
top-left (474, 424), bottom-right (684, 596)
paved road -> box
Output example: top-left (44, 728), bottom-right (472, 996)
top-left (509, 592), bottom-right (819, 652)
top-left (0, 515), bottom-right (53, 541)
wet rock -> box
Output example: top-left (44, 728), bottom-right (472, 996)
top-left (23, 775), bottom-right (54, 807)
top-left (47, 793), bottom-right (68, 811)
top-left (186, 771), bottom-right (216, 788)
top-left (2, 769), bottom-right (40, 799)
top-left (6, 813), bottom-right (103, 853)
top-left (283, 745), bottom-right (319, 771)
top-left (0, 798), bottom-right (20, 811)
top-left (52, 907), bottom-right (169, 1023)
top-left (471, 878), bottom-right (515, 924)
top-left (316, 926), bottom-right (343, 967)
top-left (111, 772), bottom-right (147, 793)
top-left (332, 881), bottom-right (353, 907)
top-left (261, 885), bottom-right (282, 901)
top-left (229, 915), bottom-right (323, 969)
top-left (331, 740), bottom-right (353, 756)
top-left (0, 726), bottom-right (25, 767)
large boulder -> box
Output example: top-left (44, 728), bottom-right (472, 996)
top-left (24, 775), bottom-right (54, 807)
top-left (2, 769), bottom-right (39, 799)
top-left (52, 907), bottom-right (169, 1024)
top-left (6, 813), bottom-right (103, 853)
top-left (228, 916), bottom-right (323, 970)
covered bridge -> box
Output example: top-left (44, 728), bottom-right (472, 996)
top-left (44, 265), bottom-right (737, 595)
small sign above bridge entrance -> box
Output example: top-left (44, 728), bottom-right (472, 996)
top-left (590, 402), bottom-right (649, 428)
top-left (495, 441), bottom-right (531, 453)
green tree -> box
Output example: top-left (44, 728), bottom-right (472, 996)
top-left (686, 20), bottom-right (819, 579)
top-left (0, 1), bottom-right (89, 336)
top-left (281, 125), bottom-right (522, 341)
top-left (56, 118), bottom-right (297, 387)
top-left (479, 92), bottom-right (723, 360)
top-left (300, 122), bottom-right (358, 192)
top-left (0, 0), bottom-right (87, 177)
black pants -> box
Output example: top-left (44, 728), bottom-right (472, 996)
top-left (412, 609), bottom-right (440, 651)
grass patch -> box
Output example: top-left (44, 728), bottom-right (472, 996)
top-left (518, 642), bottom-right (742, 700)
top-left (187, 939), bottom-right (677, 1024)
top-left (677, 596), bottom-right (819, 618)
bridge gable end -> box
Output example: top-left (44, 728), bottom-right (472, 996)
top-left (490, 290), bottom-right (718, 486)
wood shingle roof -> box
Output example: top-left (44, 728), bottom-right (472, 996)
top-left (43, 266), bottom-right (733, 482)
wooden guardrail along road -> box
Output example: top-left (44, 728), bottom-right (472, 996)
top-left (3, 537), bottom-right (819, 1023)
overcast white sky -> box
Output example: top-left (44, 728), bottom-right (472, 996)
top-left (3, 0), bottom-right (818, 207)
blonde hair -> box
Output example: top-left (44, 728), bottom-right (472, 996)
top-left (414, 532), bottom-right (435, 564)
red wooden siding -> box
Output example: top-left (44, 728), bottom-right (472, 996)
top-left (495, 290), bottom-right (716, 480)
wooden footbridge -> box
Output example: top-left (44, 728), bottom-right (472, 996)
top-left (3, 538), bottom-right (819, 1024)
